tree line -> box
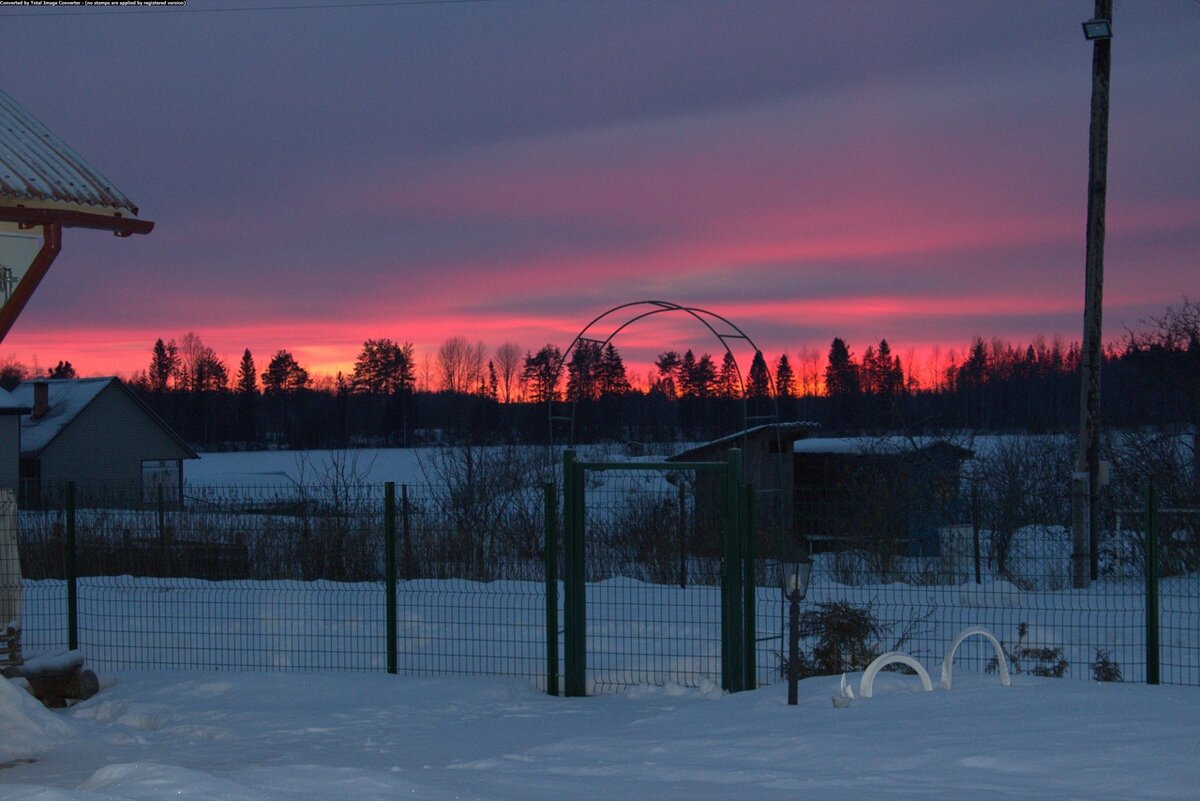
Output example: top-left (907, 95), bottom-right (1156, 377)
top-left (1, 300), bottom-right (1194, 449)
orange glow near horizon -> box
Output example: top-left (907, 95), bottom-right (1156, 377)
top-left (0, 293), bottom-right (1109, 396)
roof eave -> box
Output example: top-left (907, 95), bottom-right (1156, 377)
top-left (0, 204), bottom-right (153, 237)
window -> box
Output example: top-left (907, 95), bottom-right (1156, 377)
top-left (142, 460), bottom-right (178, 505)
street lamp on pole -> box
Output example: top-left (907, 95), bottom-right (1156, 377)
top-left (1072, 0), bottom-right (1113, 589)
top-left (780, 545), bottom-right (813, 706)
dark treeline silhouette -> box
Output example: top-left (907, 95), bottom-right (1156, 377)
top-left (7, 301), bottom-right (1192, 450)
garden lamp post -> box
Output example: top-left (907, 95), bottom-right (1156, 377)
top-left (781, 546), bottom-right (813, 706)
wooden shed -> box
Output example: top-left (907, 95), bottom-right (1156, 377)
top-left (12, 378), bottom-right (196, 507)
top-left (792, 437), bottom-right (972, 557)
top-left (670, 422), bottom-right (819, 555)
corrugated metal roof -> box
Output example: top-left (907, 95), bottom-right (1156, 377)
top-left (0, 89), bottom-right (140, 216)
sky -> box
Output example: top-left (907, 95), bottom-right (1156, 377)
top-left (0, 0), bottom-right (1196, 386)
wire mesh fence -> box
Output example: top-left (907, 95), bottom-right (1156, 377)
top-left (789, 498), bottom-right (1199, 687)
top-left (17, 481), bottom-right (549, 680)
top-left (575, 468), bottom-right (727, 693)
top-left (8, 470), bottom-right (1198, 694)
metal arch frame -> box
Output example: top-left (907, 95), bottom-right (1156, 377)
top-left (549, 300), bottom-right (793, 690)
top-left (548, 300), bottom-right (779, 449)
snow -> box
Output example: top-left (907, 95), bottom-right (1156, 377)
top-left (185, 449), bottom-right (428, 488)
top-left (0, 671), bottom-right (71, 760)
top-left (183, 444), bottom-right (673, 489)
top-left (5, 445), bottom-right (1189, 796)
top-left (792, 436), bottom-right (962, 455)
top-left (10, 379), bottom-right (112, 456)
top-left (2, 670), bottom-right (1198, 799)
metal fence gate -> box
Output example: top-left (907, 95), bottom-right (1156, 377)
top-left (550, 449), bottom-right (761, 696)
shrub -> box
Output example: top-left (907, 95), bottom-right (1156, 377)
top-left (787, 601), bottom-right (884, 679)
top-left (987, 622), bottom-right (1069, 678)
top-left (1091, 648), bottom-right (1124, 682)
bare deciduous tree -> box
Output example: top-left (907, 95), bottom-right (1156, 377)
top-left (494, 341), bottom-right (522, 403)
top-left (436, 336), bottom-right (487, 393)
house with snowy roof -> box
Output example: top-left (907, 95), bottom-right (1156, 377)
top-left (10, 378), bottom-right (195, 507)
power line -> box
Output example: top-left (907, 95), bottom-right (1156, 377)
top-left (0, 0), bottom-right (494, 19)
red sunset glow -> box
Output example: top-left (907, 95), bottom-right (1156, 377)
top-left (0, 2), bottom-right (1194, 392)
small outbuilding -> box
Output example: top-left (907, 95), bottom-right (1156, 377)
top-left (793, 437), bottom-right (972, 556)
top-left (670, 422), bottom-right (820, 553)
top-left (11, 378), bottom-right (196, 507)
top-left (671, 428), bottom-right (971, 559)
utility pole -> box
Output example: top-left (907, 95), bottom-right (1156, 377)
top-left (1073, 0), bottom-right (1113, 589)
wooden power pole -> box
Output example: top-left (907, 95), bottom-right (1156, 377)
top-left (1073, 0), bottom-right (1113, 589)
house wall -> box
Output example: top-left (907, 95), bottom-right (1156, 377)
top-left (0, 415), bottom-right (19, 495)
top-left (37, 383), bottom-right (190, 502)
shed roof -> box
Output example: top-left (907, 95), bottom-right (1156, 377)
top-left (0, 387), bottom-right (29, 415)
top-left (671, 421), bottom-right (819, 461)
top-left (0, 89), bottom-right (151, 235)
top-left (13, 377), bottom-right (196, 458)
top-left (793, 436), bottom-right (972, 458)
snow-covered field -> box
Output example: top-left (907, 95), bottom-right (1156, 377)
top-left (185, 448), bottom-right (432, 488)
top-left (3, 668), bottom-right (1199, 800)
top-left (4, 446), bottom-right (1196, 797)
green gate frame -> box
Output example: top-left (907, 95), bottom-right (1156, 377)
top-left (551, 448), bottom-right (758, 696)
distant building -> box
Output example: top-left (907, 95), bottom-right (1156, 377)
top-left (793, 437), bottom-right (972, 556)
top-left (670, 422), bottom-right (820, 554)
top-left (11, 378), bottom-right (196, 507)
top-left (671, 429), bottom-right (971, 559)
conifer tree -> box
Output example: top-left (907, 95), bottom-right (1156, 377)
top-left (47, 361), bottom-right (76, 379)
top-left (522, 344), bottom-right (562, 403)
top-left (597, 343), bottom-right (631, 396)
top-left (774, 353), bottom-right (796, 399)
top-left (824, 338), bottom-right (860, 398)
top-left (692, 353), bottom-right (717, 398)
top-left (236, 349), bottom-right (258, 444)
top-left (566, 341), bottom-right (602, 401)
top-left (746, 351), bottom-right (771, 399)
top-left (486, 360), bottom-right (499, 400)
top-left (351, 338), bottom-right (414, 395)
top-left (678, 350), bottom-right (699, 398)
top-left (149, 338), bottom-right (179, 393)
top-left (654, 351), bottom-right (681, 398)
top-left (236, 349), bottom-right (258, 396)
top-left (262, 350), bottom-right (309, 394)
top-left (716, 351), bottom-right (739, 398)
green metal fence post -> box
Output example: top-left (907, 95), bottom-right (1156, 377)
top-left (742, 483), bottom-right (756, 690)
top-left (66, 481), bottom-right (77, 652)
top-left (1145, 482), bottom-right (1160, 686)
top-left (719, 460), bottom-right (731, 690)
top-left (563, 450), bottom-right (587, 697)
top-left (722, 448), bottom-right (744, 693)
top-left (385, 482), bottom-right (397, 675)
top-left (544, 482), bottom-right (559, 696)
